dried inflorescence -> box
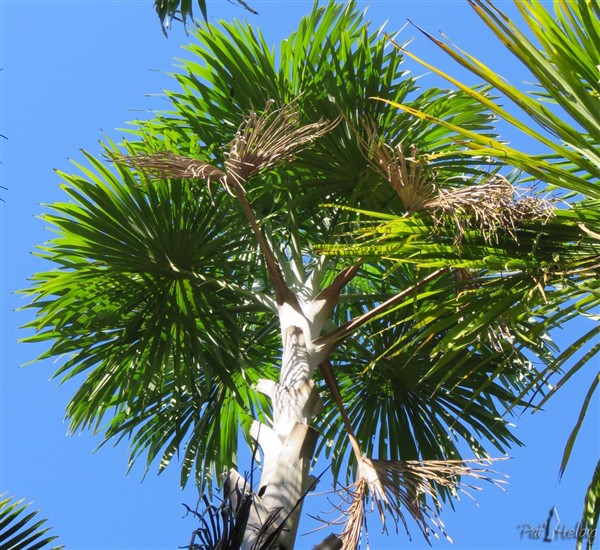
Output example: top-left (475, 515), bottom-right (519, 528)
top-left (361, 123), bottom-right (436, 213)
top-left (113, 151), bottom-right (227, 187)
top-left (336, 457), bottom-right (508, 549)
top-left (426, 175), bottom-right (555, 244)
top-left (224, 99), bottom-right (337, 188)
top-left (111, 99), bottom-right (337, 195)
top-left (361, 126), bottom-right (555, 243)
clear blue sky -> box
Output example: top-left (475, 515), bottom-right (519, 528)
top-left (1, 1), bottom-right (597, 549)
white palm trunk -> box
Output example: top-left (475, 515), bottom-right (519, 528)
top-left (238, 271), bottom-right (332, 549)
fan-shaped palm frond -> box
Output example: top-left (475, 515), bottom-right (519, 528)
top-left (317, 267), bottom-right (540, 484)
top-left (23, 149), bottom-right (279, 488)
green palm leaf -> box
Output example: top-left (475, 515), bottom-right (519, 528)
top-left (577, 458), bottom-right (599, 550)
top-left (154, 0), bottom-right (257, 34)
top-left (0, 494), bottom-right (62, 550)
top-left (23, 2), bottom-right (512, 497)
top-left (406, 0), bottom-right (600, 457)
top-left (24, 152), bottom-right (278, 487)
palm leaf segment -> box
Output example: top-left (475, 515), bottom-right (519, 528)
top-left (0, 493), bottom-right (62, 550)
top-left (154, 0), bottom-right (257, 35)
top-left (21, 1), bottom-right (556, 539)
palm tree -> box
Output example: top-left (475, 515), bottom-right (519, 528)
top-left (325, 0), bottom-right (599, 547)
top-left (22, 2), bottom-right (566, 547)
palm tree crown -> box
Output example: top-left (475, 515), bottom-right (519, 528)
top-left (22, 1), bottom-right (591, 546)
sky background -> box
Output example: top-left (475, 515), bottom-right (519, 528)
top-left (1, 1), bottom-right (598, 549)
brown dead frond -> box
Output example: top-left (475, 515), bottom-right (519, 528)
top-left (225, 99), bottom-right (338, 188)
top-left (425, 175), bottom-right (555, 244)
top-left (337, 457), bottom-right (508, 549)
top-left (361, 123), bottom-right (435, 213)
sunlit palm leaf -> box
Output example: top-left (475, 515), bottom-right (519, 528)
top-left (577, 458), bottom-right (599, 550)
top-left (22, 151), bottom-right (278, 488)
top-left (376, 1), bottom-right (600, 198)
top-left (362, 0), bottom-right (600, 428)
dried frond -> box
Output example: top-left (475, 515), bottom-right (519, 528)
top-left (361, 122), bottom-right (435, 213)
top-left (425, 175), bottom-right (555, 243)
top-left (337, 457), bottom-right (508, 549)
top-left (225, 99), bottom-right (338, 186)
top-left (110, 151), bottom-right (230, 193)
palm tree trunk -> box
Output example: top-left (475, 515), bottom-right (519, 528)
top-left (240, 289), bottom-right (330, 549)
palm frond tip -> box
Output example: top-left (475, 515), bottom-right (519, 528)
top-left (0, 493), bottom-right (63, 550)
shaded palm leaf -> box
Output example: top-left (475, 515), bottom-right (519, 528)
top-left (154, 0), bottom-right (257, 35)
top-left (317, 269), bottom-right (537, 490)
top-left (317, 195), bottom-right (599, 486)
top-left (0, 494), bottom-right (62, 550)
